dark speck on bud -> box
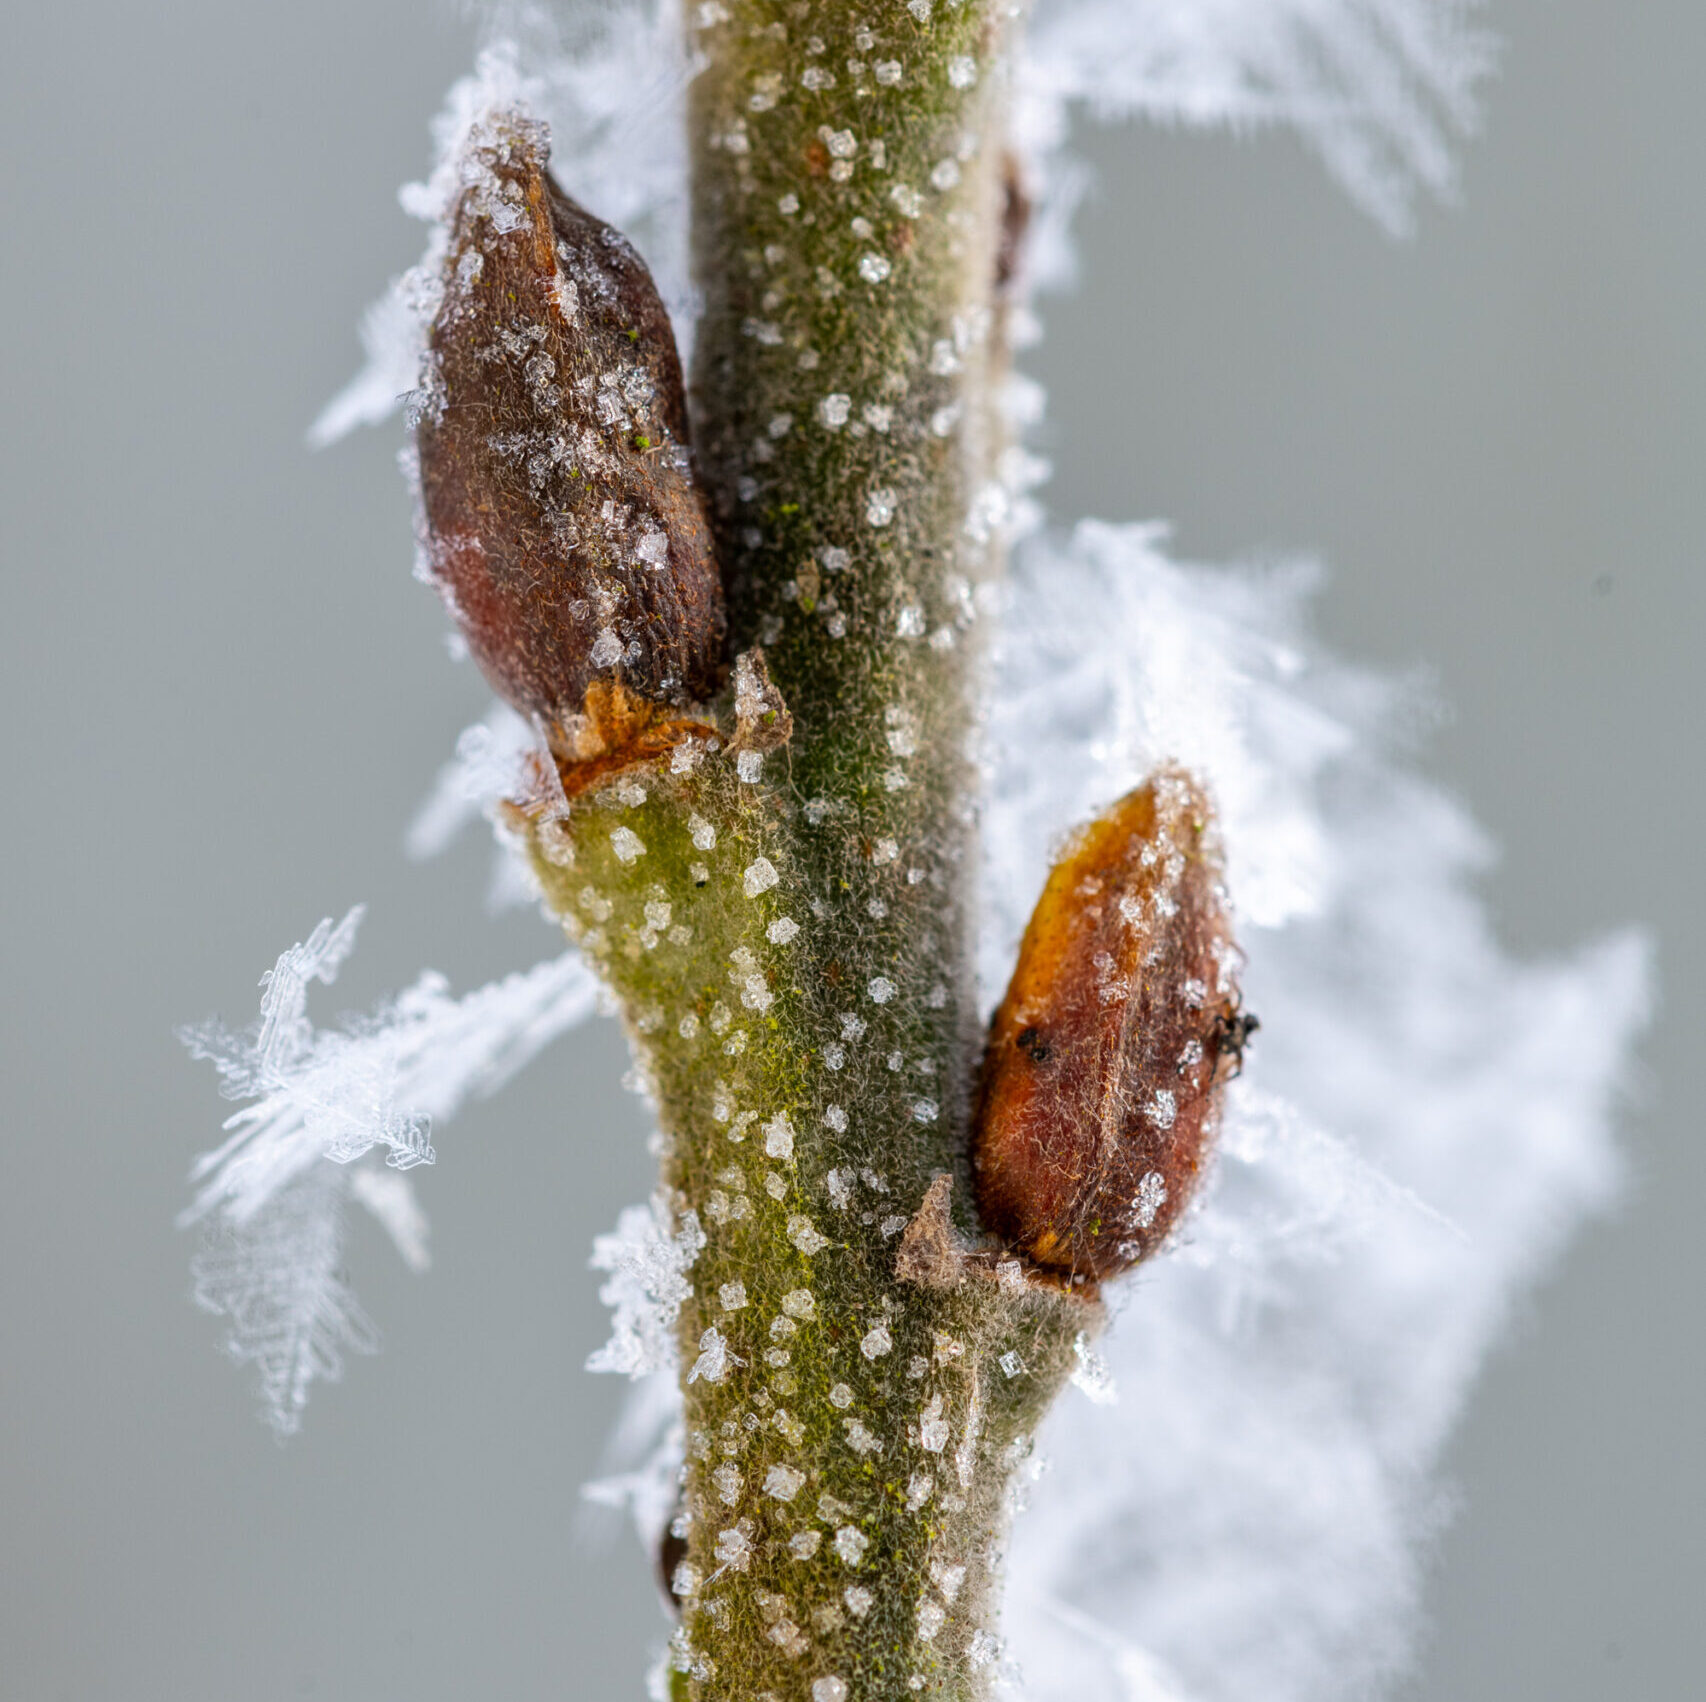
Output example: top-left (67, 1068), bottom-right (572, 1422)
top-left (414, 110), bottom-right (724, 747)
top-left (972, 770), bottom-right (1249, 1284)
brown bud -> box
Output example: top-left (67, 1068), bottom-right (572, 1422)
top-left (415, 112), bottom-right (723, 736)
top-left (972, 771), bottom-right (1251, 1283)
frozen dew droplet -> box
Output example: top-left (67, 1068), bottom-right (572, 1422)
top-left (783, 1287), bottom-right (816, 1319)
top-left (930, 1560), bottom-right (967, 1603)
top-left (844, 1585), bottom-right (874, 1618)
top-left (744, 857), bottom-right (780, 897)
top-left (1070, 1331), bottom-right (1118, 1404)
top-left (947, 55), bottom-right (977, 88)
top-left (737, 749), bottom-right (764, 783)
top-left (720, 1280), bottom-right (749, 1310)
top-left (859, 253), bottom-right (892, 284)
top-left (764, 1115), bottom-right (796, 1161)
top-left (768, 916), bottom-right (801, 945)
top-left (844, 1419), bottom-right (882, 1454)
top-left (919, 1395), bottom-right (950, 1453)
top-left (818, 393), bottom-right (852, 430)
top-left (833, 1526), bottom-right (870, 1566)
top-left (866, 487), bottom-right (897, 528)
top-left (860, 1323), bottom-right (893, 1359)
top-left (788, 1215), bottom-right (829, 1254)
top-left (1132, 1169), bottom-right (1167, 1229)
top-left (688, 812), bottom-right (717, 850)
top-left (916, 1599), bottom-right (946, 1641)
top-left (1145, 1089), bottom-right (1178, 1130)
top-left (766, 1464), bottom-right (806, 1502)
top-left (824, 1104), bottom-right (848, 1133)
top-left (791, 1529), bottom-right (823, 1558)
top-left (610, 826), bottom-right (646, 864)
top-left (713, 1462), bottom-right (743, 1504)
top-left (868, 977), bottom-right (897, 1005)
top-left (999, 1350), bottom-right (1026, 1379)
top-left (828, 1381), bottom-right (854, 1408)
top-left (813, 1680), bottom-right (848, 1702)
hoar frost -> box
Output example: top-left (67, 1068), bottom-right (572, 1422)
top-left (282, 3), bottom-right (1649, 1700)
top-left (180, 909), bottom-right (599, 1433)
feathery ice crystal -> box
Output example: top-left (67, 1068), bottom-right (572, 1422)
top-left (184, 2), bottom-right (1647, 1698)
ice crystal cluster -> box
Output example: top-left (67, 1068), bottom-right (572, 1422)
top-left (179, 0), bottom-right (1651, 1696)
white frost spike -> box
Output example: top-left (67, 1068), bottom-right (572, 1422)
top-left (990, 523), bottom-right (1649, 1702)
top-left (349, 1168), bottom-right (432, 1273)
top-left (1020, 0), bottom-right (1493, 242)
top-left (588, 1196), bottom-right (708, 1378)
top-left (182, 913), bottom-right (599, 1228)
top-left (181, 915), bottom-right (600, 1429)
top-left (189, 1165), bottom-right (377, 1438)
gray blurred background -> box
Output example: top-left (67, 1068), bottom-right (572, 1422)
top-left (1, 2), bottom-right (1698, 1698)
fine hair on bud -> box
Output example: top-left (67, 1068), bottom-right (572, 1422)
top-left (973, 769), bottom-right (1250, 1283)
top-left (414, 109), bottom-right (724, 740)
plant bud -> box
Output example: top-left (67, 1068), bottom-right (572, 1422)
top-left (972, 771), bottom-right (1251, 1283)
top-left (415, 112), bottom-right (723, 736)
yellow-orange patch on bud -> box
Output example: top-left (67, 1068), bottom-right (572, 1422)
top-left (972, 770), bottom-right (1250, 1283)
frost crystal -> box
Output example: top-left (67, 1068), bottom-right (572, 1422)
top-left (787, 1215), bottom-right (830, 1255)
top-left (588, 1196), bottom-right (707, 1378)
top-left (766, 1464), bottom-right (806, 1502)
top-left (763, 1115), bottom-right (796, 1161)
top-left (688, 1326), bottom-right (730, 1385)
top-left (188, 1166), bottom-right (377, 1439)
top-left (181, 912), bottom-right (599, 1430)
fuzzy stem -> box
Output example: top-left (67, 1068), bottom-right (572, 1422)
top-left (527, 4), bottom-right (1097, 1697)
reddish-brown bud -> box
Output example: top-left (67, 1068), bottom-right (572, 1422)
top-left (972, 771), bottom-right (1251, 1283)
top-left (415, 113), bottom-right (723, 735)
